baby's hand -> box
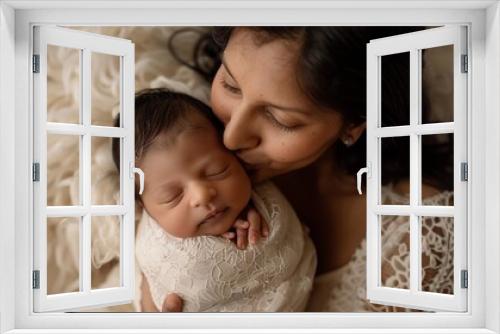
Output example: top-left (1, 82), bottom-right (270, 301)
top-left (221, 207), bottom-right (269, 250)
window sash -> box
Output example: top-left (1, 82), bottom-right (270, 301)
top-left (32, 25), bottom-right (135, 312)
top-left (366, 25), bottom-right (468, 312)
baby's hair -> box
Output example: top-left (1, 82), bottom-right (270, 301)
top-left (111, 88), bottom-right (223, 173)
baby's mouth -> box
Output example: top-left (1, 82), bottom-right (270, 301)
top-left (199, 207), bottom-right (229, 225)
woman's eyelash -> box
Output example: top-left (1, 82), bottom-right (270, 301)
top-left (219, 77), bottom-right (298, 132)
top-left (264, 110), bottom-right (298, 132)
top-left (220, 78), bottom-right (240, 94)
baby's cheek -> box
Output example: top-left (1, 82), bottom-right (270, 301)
top-left (160, 210), bottom-right (196, 238)
top-left (231, 172), bottom-right (252, 209)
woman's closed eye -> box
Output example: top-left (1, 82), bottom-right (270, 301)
top-left (220, 78), bottom-right (241, 95)
top-left (264, 109), bottom-right (301, 132)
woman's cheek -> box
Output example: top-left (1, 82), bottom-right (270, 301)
top-left (264, 135), bottom-right (309, 161)
top-left (264, 131), bottom-right (334, 164)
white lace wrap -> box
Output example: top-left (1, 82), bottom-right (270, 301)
top-left (136, 181), bottom-right (317, 312)
top-left (306, 185), bottom-right (454, 312)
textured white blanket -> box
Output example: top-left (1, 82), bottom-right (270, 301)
top-left (46, 27), bottom-right (212, 310)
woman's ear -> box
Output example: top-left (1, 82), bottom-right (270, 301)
top-left (341, 122), bottom-right (366, 146)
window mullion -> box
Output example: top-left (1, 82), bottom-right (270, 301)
top-left (409, 48), bottom-right (422, 293)
top-left (80, 48), bottom-right (92, 294)
top-left (121, 50), bottom-right (135, 293)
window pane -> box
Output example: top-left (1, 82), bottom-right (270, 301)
top-left (47, 45), bottom-right (80, 124)
top-left (381, 136), bottom-right (410, 205)
top-left (47, 217), bottom-right (80, 294)
top-left (380, 52), bottom-right (410, 127)
top-left (91, 216), bottom-right (121, 289)
top-left (422, 45), bottom-right (454, 124)
top-left (47, 134), bottom-right (81, 206)
top-left (380, 215), bottom-right (410, 290)
top-left (91, 136), bottom-right (121, 205)
top-left (91, 52), bottom-right (121, 127)
top-left (421, 134), bottom-right (454, 205)
top-left (421, 216), bottom-right (454, 294)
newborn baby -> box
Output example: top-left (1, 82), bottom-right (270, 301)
top-left (114, 88), bottom-right (316, 312)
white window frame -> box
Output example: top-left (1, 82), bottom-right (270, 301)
top-left (0, 1), bottom-right (499, 333)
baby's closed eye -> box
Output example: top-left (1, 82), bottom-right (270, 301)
top-left (205, 164), bottom-right (230, 178)
top-left (160, 190), bottom-right (183, 205)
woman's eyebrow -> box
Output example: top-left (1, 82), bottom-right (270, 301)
top-left (267, 103), bottom-right (310, 115)
top-left (221, 57), bottom-right (237, 81)
top-left (222, 55), bottom-right (309, 115)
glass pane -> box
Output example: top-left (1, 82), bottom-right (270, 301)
top-left (380, 52), bottom-right (410, 127)
top-left (381, 136), bottom-right (410, 205)
top-left (422, 45), bottom-right (454, 124)
top-left (421, 134), bottom-right (454, 205)
top-left (380, 215), bottom-right (410, 289)
top-left (91, 52), bottom-right (121, 127)
top-left (47, 134), bottom-right (81, 206)
top-left (91, 216), bottom-right (121, 289)
top-left (91, 136), bottom-right (121, 205)
top-left (47, 217), bottom-right (80, 294)
top-left (47, 45), bottom-right (80, 124)
top-left (421, 216), bottom-right (454, 294)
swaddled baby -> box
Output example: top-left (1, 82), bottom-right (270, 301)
top-left (116, 88), bottom-right (316, 312)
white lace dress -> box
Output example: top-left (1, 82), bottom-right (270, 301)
top-left (136, 181), bottom-right (317, 312)
top-left (306, 185), bottom-right (454, 312)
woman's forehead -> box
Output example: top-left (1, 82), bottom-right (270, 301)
top-left (224, 30), bottom-right (318, 111)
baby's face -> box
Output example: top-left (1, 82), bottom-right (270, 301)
top-left (139, 115), bottom-right (252, 238)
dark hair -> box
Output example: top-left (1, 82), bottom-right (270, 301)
top-left (170, 27), bottom-right (454, 190)
top-left (111, 88), bottom-right (223, 173)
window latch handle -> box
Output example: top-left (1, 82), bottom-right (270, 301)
top-left (134, 167), bottom-right (145, 195)
top-left (356, 163), bottom-right (371, 195)
top-left (130, 162), bottom-right (145, 195)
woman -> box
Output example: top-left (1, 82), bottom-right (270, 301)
top-left (153, 26), bottom-right (455, 312)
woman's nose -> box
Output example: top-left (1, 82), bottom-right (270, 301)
top-left (189, 182), bottom-right (217, 208)
top-left (223, 104), bottom-right (260, 151)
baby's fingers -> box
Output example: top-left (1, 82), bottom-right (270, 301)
top-left (233, 220), bottom-right (249, 230)
top-left (221, 231), bottom-right (236, 239)
top-left (236, 226), bottom-right (248, 250)
top-left (247, 209), bottom-right (262, 245)
top-left (261, 217), bottom-right (270, 238)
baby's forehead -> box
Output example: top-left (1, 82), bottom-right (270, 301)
top-left (150, 119), bottom-right (219, 151)
top-left (141, 128), bottom-right (231, 182)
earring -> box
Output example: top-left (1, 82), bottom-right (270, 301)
top-left (343, 136), bottom-right (353, 147)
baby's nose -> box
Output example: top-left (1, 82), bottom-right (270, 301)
top-left (190, 183), bottom-right (217, 207)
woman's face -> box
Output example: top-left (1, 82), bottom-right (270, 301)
top-left (211, 28), bottom-right (346, 182)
